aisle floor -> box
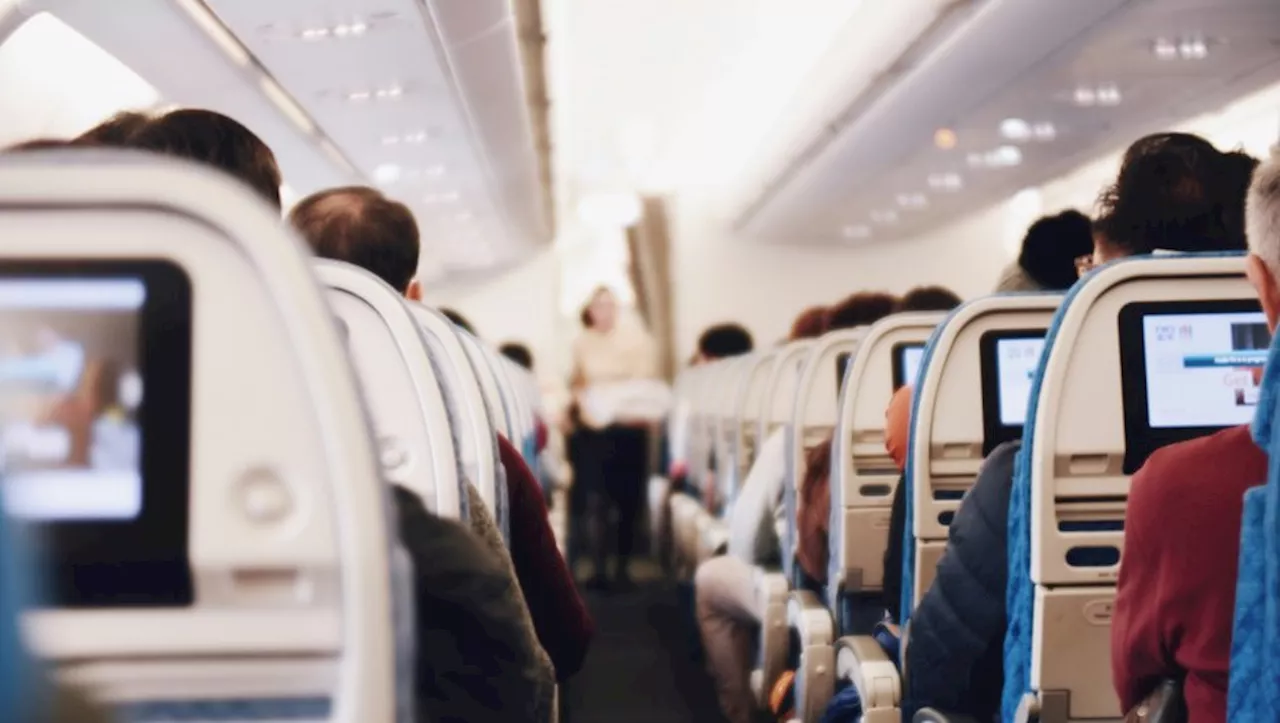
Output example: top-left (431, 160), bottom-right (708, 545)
top-left (564, 560), bottom-right (729, 723)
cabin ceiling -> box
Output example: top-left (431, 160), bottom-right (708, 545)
top-left (16, 0), bottom-right (552, 286)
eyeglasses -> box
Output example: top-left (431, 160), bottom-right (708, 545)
top-left (1075, 254), bottom-right (1097, 278)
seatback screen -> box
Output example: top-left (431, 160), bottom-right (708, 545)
top-left (0, 262), bottom-right (193, 607)
top-left (979, 329), bottom-right (1046, 455)
top-left (893, 343), bottom-right (924, 390)
top-left (1140, 312), bottom-right (1268, 428)
top-left (995, 337), bottom-right (1045, 426)
top-left (1119, 299), bottom-right (1267, 474)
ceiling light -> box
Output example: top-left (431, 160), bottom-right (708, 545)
top-left (990, 145), bottom-right (1022, 167)
top-left (896, 192), bottom-right (928, 210)
top-left (1031, 122), bottom-right (1057, 141)
top-left (300, 20), bottom-right (369, 41)
top-left (300, 27), bottom-right (330, 41)
top-left (1096, 84), bottom-right (1122, 106)
top-left (966, 152), bottom-right (986, 168)
top-left (1178, 37), bottom-right (1208, 60)
top-left (842, 225), bottom-right (871, 240)
top-left (382, 131), bottom-right (430, 146)
top-left (373, 163), bottom-right (402, 184)
top-left (927, 172), bottom-right (963, 192)
top-left (1000, 118), bottom-right (1031, 142)
top-left (1072, 86), bottom-right (1097, 107)
top-left (871, 209), bottom-right (899, 225)
top-left (934, 128), bottom-right (958, 150)
top-left (345, 85), bottom-right (402, 103)
top-left (347, 90), bottom-right (371, 102)
top-left (1152, 38), bottom-right (1178, 61)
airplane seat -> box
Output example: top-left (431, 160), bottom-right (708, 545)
top-left (0, 154), bottom-right (401, 721)
top-left (316, 260), bottom-right (464, 523)
top-left (696, 356), bottom-right (757, 564)
top-left (816, 313), bottom-right (943, 723)
top-left (457, 331), bottom-right (514, 540)
top-left (736, 350), bottom-right (780, 485)
top-left (750, 339), bottom-right (816, 709)
top-left (410, 305), bottom-right (503, 527)
top-left (1229, 311), bottom-right (1280, 720)
top-left (785, 328), bottom-right (866, 723)
top-left (1005, 254), bottom-right (1254, 723)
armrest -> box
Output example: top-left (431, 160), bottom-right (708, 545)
top-left (912, 709), bottom-right (981, 723)
top-left (835, 635), bottom-right (900, 712)
top-left (755, 570), bottom-right (789, 610)
top-left (699, 518), bottom-right (730, 560)
top-left (787, 590), bottom-right (833, 647)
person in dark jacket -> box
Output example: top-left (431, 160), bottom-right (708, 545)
top-left (902, 441), bottom-right (1020, 720)
top-left (394, 486), bottom-right (548, 721)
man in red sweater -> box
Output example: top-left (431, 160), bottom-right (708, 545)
top-left (1111, 150), bottom-right (1276, 722)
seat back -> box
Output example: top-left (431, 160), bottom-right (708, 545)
top-left (459, 330), bottom-right (515, 441)
top-left (1229, 308), bottom-right (1280, 720)
top-left (317, 261), bottom-right (463, 520)
top-left (690, 359), bottom-right (734, 503)
top-left (760, 340), bottom-right (815, 579)
top-left (1006, 255), bottom-right (1256, 722)
top-left (713, 356), bottom-right (757, 511)
top-left (1, 155), bottom-right (399, 722)
top-left (902, 294), bottom-right (1059, 620)
top-left (829, 313), bottom-right (943, 618)
top-left (733, 350), bottom-right (779, 498)
top-left (786, 330), bottom-right (865, 586)
top-left (410, 304), bottom-right (500, 520)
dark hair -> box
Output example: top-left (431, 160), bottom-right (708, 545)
top-left (697, 324), bottom-right (754, 359)
top-left (826, 292), bottom-right (898, 330)
top-left (789, 306), bottom-right (828, 340)
top-left (4, 138), bottom-right (73, 152)
top-left (441, 308), bottom-right (475, 335)
top-left (1017, 210), bottom-right (1094, 290)
top-left (1097, 132), bottom-right (1254, 255)
top-left (75, 111), bottom-right (150, 147)
top-left (797, 436), bottom-right (833, 584)
top-left (130, 109), bottom-right (283, 210)
top-left (289, 186), bottom-right (420, 293)
top-left (898, 286), bottom-right (962, 313)
top-left (500, 342), bottom-right (534, 370)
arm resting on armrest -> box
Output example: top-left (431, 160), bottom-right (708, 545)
top-left (912, 708), bottom-right (982, 723)
top-left (835, 635), bottom-right (900, 713)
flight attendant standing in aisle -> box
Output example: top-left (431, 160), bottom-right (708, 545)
top-left (570, 286), bottom-right (660, 591)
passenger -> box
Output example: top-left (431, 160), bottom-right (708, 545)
top-left (695, 323), bottom-right (755, 362)
top-left (289, 187), bottom-right (592, 688)
top-left (995, 210), bottom-right (1094, 292)
top-left (903, 134), bottom-right (1259, 722)
top-left (74, 111), bottom-right (150, 147)
top-left (128, 108), bottom-right (283, 211)
top-left (500, 342), bottom-right (534, 370)
top-left (569, 286), bottom-right (659, 591)
top-left (694, 305), bottom-right (828, 723)
top-left (441, 308), bottom-right (476, 335)
top-left (1109, 152), bottom-right (1274, 723)
top-left (793, 292), bottom-right (900, 589)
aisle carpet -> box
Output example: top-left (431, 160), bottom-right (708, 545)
top-left (565, 560), bottom-right (728, 723)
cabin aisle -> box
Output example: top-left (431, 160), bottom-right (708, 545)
top-left (565, 560), bottom-right (729, 723)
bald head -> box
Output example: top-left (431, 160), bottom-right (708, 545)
top-left (289, 186), bottom-right (421, 295)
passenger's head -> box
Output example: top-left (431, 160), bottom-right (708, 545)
top-left (898, 285), bottom-right (962, 312)
top-left (1245, 153), bottom-right (1280, 332)
top-left (1017, 210), bottom-right (1094, 290)
top-left (789, 306), bottom-right (828, 341)
top-left (75, 111), bottom-right (150, 147)
top-left (580, 286), bottom-right (618, 332)
top-left (826, 292), bottom-right (898, 331)
top-left (288, 186), bottom-right (422, 299)
top-left (4, 138), bottom-right (73, 152)
top-left (696, 324), bottom-right (754, 362)
top-left (1095, 132), bottom-right (1254, 262)
top-left (130, 109), bottom-right (283, 210)
top-left (500, 342), bottom-right (534, 370)
top-left (797, 437), bottom-right (834, 584)
top-left (441, 308), bottom-right (475, 335)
